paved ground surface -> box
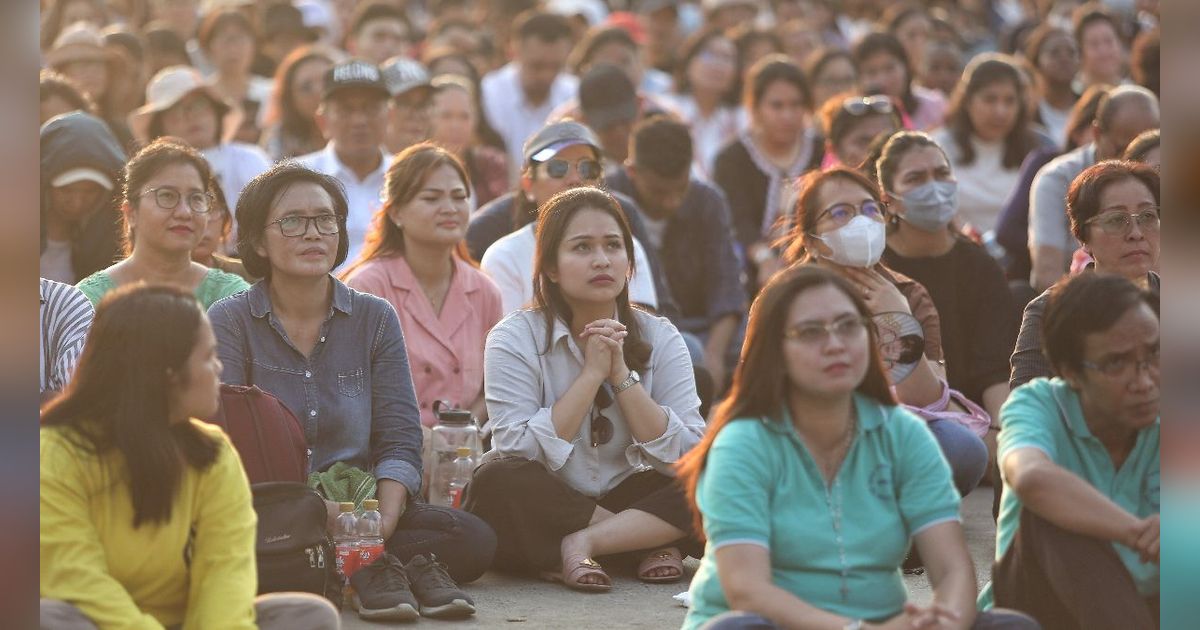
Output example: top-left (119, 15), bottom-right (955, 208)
top-left (341, 486), bottom-right (998, 629)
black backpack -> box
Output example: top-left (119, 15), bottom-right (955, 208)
top-left (251, 482), bottom-right (343, 608)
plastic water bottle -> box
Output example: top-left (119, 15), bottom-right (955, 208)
top-left (448, 447), bottom-right (474, 509)
top-left (357, 499), bottom-right (385, 569)
top-left (334, 502), bottom-right (360, 582)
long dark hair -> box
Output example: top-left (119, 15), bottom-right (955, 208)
top-left (677, 264), bottom-right (895, 535)
top-left (265, 45), bottom-right (336, 144)
top-left (341, 143), bottom-right (476, 277)
top-left (531, 187), bottom-right (650, 372)
top-left (40, 284), bottom-right (221, 528)
top-left (942, 53), bottom-right (1041, 169)
top-left (674, 26), bottom-right (738, 106)
top-left (852, 32), bottom-right (918, 117)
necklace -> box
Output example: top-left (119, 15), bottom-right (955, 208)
top-left (823, 411), bottom-right (857, 602)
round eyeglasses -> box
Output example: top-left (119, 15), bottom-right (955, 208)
top-left (817, 200), bottom-right (886, 228)
top-left (140, 187), bottom-right (214, 214)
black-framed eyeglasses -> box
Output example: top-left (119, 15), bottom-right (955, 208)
top-left (591, 385), bottom-right (614, 448)
top-left (540, 158), bottom-right (603, 181)
top-left (1085, 209), bottom-right (1160, 236)
top-left (140, 187), bottom-right (214, 214)
top-left (842, 95), bottom-right (894, 117)
top-left (784, 315), bottom-right (873, 347)
top-left (1082, 346), bottom-right (1160, 378)
top-left (817, 200), bottom-right (886, 228)
top-left (268, 214), bottom-right (341, 237)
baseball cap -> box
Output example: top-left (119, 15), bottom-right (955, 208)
top-left (523, 120), bottom-right (603, 165)
top-left (51, 167), bottom-right (113, 190)
top-left (381, 56), bottom-right (432, 99)
top-left (579, 64), bottom-right (638, 131)
top-left (322, 59), bottom-right (390, 101)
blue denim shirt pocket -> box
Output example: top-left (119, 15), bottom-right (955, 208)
top-left (337, 367), bottom-right (365, 398)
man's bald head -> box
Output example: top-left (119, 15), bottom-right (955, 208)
top-left (1095, 85), bottom-right (1160, 159)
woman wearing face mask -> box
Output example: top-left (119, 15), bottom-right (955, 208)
top-left (877, 131), bottom-right (1017, 457)
top-left (781, 167), bottom-right (988, 499)
top-left (714, 55), bottom-right (822, 293)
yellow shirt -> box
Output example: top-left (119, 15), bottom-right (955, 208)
top-left (40, 420), bottom-right (258, 629)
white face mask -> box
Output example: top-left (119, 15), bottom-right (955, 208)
top-left (813, 215), bottom-right (886, 268)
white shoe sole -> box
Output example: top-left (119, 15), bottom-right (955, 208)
top-left (420, 599), bottom-right (476, 619)
top-left (353, 594), bottom-right (420, 622)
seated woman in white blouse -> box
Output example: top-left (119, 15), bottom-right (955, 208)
top-left (464, 187), bottom-right (706, 593)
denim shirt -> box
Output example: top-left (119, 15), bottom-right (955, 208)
top-left (207, 277), bottom-right (423, 495)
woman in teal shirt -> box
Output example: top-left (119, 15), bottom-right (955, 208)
top-left (676, 265), bottom-right (1036, 630)
top-left (76, 138), bottom-right (249, 308)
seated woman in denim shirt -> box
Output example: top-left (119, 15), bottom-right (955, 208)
top-left (465, 187), bottom-right (707, 592)
top-left (207, 164), bottom-right (496, 600)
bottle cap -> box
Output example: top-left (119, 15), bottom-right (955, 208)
top-left (456, 446), bottom-right (472, 457)
top-left (339, 502), bottom-right (355, 512)
top-left (362, 499), bottom-right (379, 510)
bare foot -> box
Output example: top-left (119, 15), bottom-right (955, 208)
top-left (560, 530), bottom-right (608, 587)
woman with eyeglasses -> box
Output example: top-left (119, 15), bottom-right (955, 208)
top-left (1010, 160), bottom-right (1160, 390)
top-left (666, 27), bottom-right (742, 181)
top-left (466, 187), bottom-right (706, 592)
top-left (780, 168), bottom-right (988, 498)
top-left (260, 45), bottom-right (337, 161)
top-left (930, 54), bottom-right (1050, 236)
top-left (207, 163), bottom-right (497, 612)
top-left (674, 265), bottom-right (1037, 630)
top-left (76, 138), bottom-right (250, 308)
top-left (714, 55), bottom-right (821, 293)
top-left (342, 143), bottom-right (503, 431)
top-left (817, 93), bottom-right (901, 169)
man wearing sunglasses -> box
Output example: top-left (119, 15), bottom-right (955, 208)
top-left (467, 120), bottom-right (678, 318)
top-left (478, 121), bottom-right (665, 316)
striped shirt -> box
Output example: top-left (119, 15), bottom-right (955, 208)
top-left (40, 278), bottom-right (94, 395)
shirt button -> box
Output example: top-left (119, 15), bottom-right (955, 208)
top-left (320, 336), bottom-right (326, 343)
top-left (304, 370), bottom-right (312, 379)
top-left (424, 366), bottom-right (432, 374)
top-left (309, 410), bottom-right (317, 417)
top-left (453, 367), bottom-right (460, 374)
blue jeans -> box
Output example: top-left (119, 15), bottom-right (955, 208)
top-left (700, 610), bottom-right (1040, 629)
top-left (927, 418), bottom-right (989, 496)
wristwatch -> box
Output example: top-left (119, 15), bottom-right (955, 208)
top-left (612, 370), bottom-right (641, 395)
top-left (843, 620), bottom-right (863, 630)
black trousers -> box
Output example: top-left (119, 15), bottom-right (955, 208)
top-left (462, 456), bottom-right (703, 573)
top-left (992, 509), bottom-right (1158, 630)
top-left (383, 502), bottom-right (497, 583)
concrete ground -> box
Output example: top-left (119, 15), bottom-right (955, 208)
top-left (341, 486), bottom-right (998, 629)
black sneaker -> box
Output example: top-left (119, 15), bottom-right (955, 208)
top-left (350, 553), bottom-right (420, 622)
top-left (404, 553), bottom-right (476, 619)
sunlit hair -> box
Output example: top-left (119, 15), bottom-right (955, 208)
top-left (874, 130), bottom-right (949, 195)
top-left (531, 187), bottom-right (650, 372)
top-left (40, 283), bottom-right (220, 528)
top-left (264, 45), bottom-right (337, 135)
top-left (1067, 159), bottom-right (1159, 244)
top-left (677, 265), bottom-right (895, 535)
top-left (341, 142), bottom-right (476, 277)
top-left (779, 167), bottom-right (883, 265)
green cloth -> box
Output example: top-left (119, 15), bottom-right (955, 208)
top-left (979, 377), bottom-right (1160, 609)
top-left (76, 267), bottom-right (250, 309)
top-left (683, 394), bottom-right (961, 629)
top-left (307, 462), bottom-right (377, 511)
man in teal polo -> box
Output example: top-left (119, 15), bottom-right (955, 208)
top-left (983, 273), bottom-right (1159, 629)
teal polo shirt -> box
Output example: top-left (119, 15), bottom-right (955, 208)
top-left (683, 393), bottom-right (961, 629)
top-left (979, 377), bottom-right (1160, 610)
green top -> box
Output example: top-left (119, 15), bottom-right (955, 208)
top-left (683, 393), bottom-right (961, 629)
top-left (979, 377), bottom-right (1160, 609)
top-left (76, 267), bottom-right (250, 309)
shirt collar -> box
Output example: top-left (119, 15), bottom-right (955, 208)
top-left (248, 275), bottom-right (353, 318)
top-left (320, 142), bottom-right (390, 182)
top-left (386, 256), bottom-right (479, 295)
top-left (546, 306), bottom-right (622, 348)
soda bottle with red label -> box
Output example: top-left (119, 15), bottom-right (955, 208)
top-left (334, 502), bottom-right (359, 581)
top-left (357, 499), bottom-right (385, 568)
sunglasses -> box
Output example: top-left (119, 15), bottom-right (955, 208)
top-left (591, 386), bottom-right (614, 448)
top-left (540, 157), bottom-right (603, 181)
top-left (842, 95), bottom-right (894, 116)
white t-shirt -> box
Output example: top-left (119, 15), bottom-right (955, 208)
top-left (480, 63), bottom-right (579, 182)
top-left (40, 239), bottom-right (74, 285)
top-left (480, 223), bottom-right (658, 316)
top-left (931, 128), bottom-right (1020, 234)
top-left (1039, 100), bottom-right (1071, 150)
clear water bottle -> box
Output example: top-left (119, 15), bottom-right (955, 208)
top-left (334, 502), bottom-right (360, 582)
top-left (357, 499), bottom-right (385, 569)
top-left (448, 447), bottom-right (474, 508)
top-left (427, 402), bottom-right (481, 505)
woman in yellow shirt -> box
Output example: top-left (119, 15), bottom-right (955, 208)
top-left (40, 284), bottom-right (340, 629)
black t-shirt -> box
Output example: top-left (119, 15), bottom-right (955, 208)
top-left (882, 236), bottom-right (1018, 404)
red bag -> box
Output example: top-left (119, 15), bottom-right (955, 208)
top-left (206, 384), bottom-right (310, 484)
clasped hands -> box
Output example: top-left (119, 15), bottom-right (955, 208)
top-left (579, 318), bottom-right (631, 386)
